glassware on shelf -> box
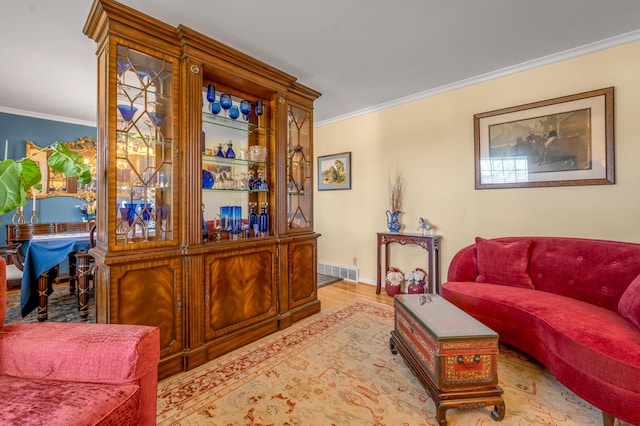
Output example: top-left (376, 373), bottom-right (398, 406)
top-left (220, 93), bottom-right (232, 117)
top-left (252, 170), bottom-right (263, 191)
top-left (211, 101), bottom-right (221, 115)
top-left (255, 100), bottom-right (263, 127)
top-left (230, 206), bottom-right (243, 240)
top-left (202, 169), bottom-right (214, 189)
top-left (117, 104), bottom-right (137, 121)
top-left (133, 63), bottom-right (149, 85)
top-left (248, 170), bottom-right (254, 190)
top-left (202, 203), bottom-right (208, 241)
top-left (248, 202), bottom-right (258, 233)
top-left (240, 99), bottom-right (251, 121)
top-left (228, 105), bottom-right (240, 120)
top-left (117, 62), bottom-right (131, 85)
top-left (216, 143), bottom-right (225, 157)
top-left (206, 84), bottom-right (216, 105)
top-left (219, 206), bottom-right (231, 231)
top-left (248, 145), bottom-right (267, 162)
top-left (259, 202), bottom-right (269, 237)
top-left (225, 141), bottom-right (235, 158)
top-left (149, 110), bottom-right (166, 127)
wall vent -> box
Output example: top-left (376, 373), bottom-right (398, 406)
top-left (318, 262), bottom-right (359, 282)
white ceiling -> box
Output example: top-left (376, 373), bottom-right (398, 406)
top-left (2, 1), bottom-right (640, 127)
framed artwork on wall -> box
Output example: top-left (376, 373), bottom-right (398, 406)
top-left (317, 152), bottom-right (351, 190)
top-left (474, 87), bottom-right (614, 189)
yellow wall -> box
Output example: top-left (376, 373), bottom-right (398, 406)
top-left (314, 40), bottom-right (640, 286)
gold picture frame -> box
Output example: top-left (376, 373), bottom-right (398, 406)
top-left (474, 87), bottom-right (614, 189)
top-left (26, 137), bottom-right (97, 201)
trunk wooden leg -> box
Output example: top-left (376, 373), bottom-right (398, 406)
top-left (602, 411), bottom-right (614, 426)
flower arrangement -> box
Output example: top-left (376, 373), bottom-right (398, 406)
top-left (405, 267), bottom-right (427, 294)
top-left (385, 266), bottom-right (405, 296)
top-left (385, 267), bottom-right (404, 287)
top-left (405, 268), bottom-right (427, 286)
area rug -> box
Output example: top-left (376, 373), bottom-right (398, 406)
top-left (3, 283), bottom-right (95, 324)
top-left (318, 273), bottom-right (342, 288)
top-left (156, 298), bottom-right (617, 425)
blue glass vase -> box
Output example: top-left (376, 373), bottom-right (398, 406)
top-left (202, 170), bottom-right (214, 189)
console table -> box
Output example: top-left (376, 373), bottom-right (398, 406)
top-left (376, 232), bottom-right (441, 295)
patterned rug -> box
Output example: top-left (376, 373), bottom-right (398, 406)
top-left (156, 298), bottom-right (620, 425)
top-left (4, 283), bottom-right (95, 324)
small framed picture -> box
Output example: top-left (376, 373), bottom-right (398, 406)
top-left (317, 152), bottom-right (351, 190)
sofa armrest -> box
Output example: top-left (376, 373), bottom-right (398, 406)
top-left (446, 243), bottom-right (479, 282)
top-left (0, 322), bottom-right (159, 384)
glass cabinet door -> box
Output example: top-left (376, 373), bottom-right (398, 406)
top-left (201, 84), bottom-right (272, 242)
top-left (115, 45), bottom-right (174, 245)
top-left (287, 104), bottom-right (312, 231)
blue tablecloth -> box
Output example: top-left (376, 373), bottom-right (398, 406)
top-left (20, 232), bottom-right (91, 317)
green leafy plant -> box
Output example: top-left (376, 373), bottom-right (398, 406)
top-left (0, 142), bottom-right (92, 215)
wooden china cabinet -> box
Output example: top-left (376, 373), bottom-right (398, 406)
top-left (84, 0), bottom-right (321, 378)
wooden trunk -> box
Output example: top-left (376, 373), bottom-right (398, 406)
top-left (390, 294), bottom-right (505, 425)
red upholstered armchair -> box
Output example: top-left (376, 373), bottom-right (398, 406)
top-left (0, 257), bottom-right (160, 425)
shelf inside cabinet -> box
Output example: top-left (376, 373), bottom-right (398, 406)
top-left (202, 111), bottom-right (272, 136)
top-left (202, 155), bottom-right (271, 168)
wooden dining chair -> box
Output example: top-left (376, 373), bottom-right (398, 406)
top-left (0, 243), bottom-right (25, 290)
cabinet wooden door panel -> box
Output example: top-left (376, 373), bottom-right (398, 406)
top-left (204, 245), bottom-right (277, 340)
top-left (288, 238), bottom-right (317, 307)
top-left (107, 257), bottom-right (183, 357)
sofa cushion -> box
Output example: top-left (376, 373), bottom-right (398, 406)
top-left (442, 281), bottom-right (640, 395)
top-left (619, 273), bottom-right (640, 329)
top-left (474, 237), bottom-right (534, 289)
top-left (0, 375), bottom-right (140, 426)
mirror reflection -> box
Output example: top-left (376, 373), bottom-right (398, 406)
top-left (26, 137), bottom-right (97, 201)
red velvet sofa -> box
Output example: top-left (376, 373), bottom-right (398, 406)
top-left (442, 236), bottom-right (640, 425)
top-left (0, 257), bottom-right (160, 425)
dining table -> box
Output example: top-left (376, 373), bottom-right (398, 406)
top-left (20, 231), bottom-right (92, 321)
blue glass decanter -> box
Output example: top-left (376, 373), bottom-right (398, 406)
top-left (225, 140), bottom-right (235, 158)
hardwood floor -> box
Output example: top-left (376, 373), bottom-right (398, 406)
top-left (317, 280), bottom-right (394, 310)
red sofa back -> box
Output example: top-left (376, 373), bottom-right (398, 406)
top-left (0, 258), bottom-right (5, 325)
top-left (447, 237), bottom-right (640, 312)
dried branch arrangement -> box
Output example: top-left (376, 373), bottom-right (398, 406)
top-left (388, 168), bottom-right (404, 212)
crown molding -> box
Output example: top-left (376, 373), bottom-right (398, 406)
top-left (316, 29), bottom-right (640, 128)
top-left (0, 106), bottom-right (96, 128)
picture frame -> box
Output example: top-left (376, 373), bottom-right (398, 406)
top-left (317, 152), bottom-right (351, 190)
top-left (474, 87), bottom-right (614, 189)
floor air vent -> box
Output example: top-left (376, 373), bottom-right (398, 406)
top-left (318, 263), bottom-right (359, 282)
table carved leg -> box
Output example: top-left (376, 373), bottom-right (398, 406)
top-left (37, 271), bottom-right (50, 322)
top-left (68, 254), bottom-right (77, 295)
top-left (75, 253), bottom-right (91, 319)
